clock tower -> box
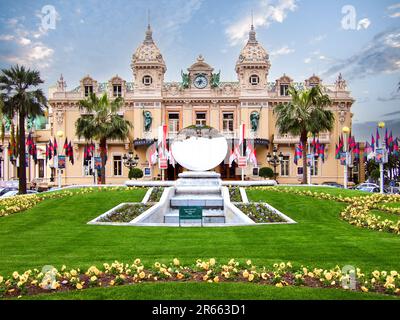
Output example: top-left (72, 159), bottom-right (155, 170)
top-left (186, 55), bottom-right (214, 90)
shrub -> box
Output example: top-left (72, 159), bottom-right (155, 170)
top-left (129, 168), bottom-right (144, 180)
top-left (259, 167), bottom-right (274, 179)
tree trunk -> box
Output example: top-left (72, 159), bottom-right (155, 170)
top-left (18, 111), bottom-right (27, 194)
top-left (100, 138), bottom-right (106, 185)
top-left (300, 130), bottom-right (308, 185)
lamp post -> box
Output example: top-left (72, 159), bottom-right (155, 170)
top-left (56, 130), bottom-right (64, 189)
top-left (378, 122), bottom-right (386, 194)
top-left (342, 126), bottom-right (350, 189)
top-left (123, 151), bottom-right (140, 170)
top-left (266, 146), bottom-right (283, 181)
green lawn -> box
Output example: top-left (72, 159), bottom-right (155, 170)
top-left (19, 282), bottom-right (398, 300)
top-left (0, 186), bottom-right (399, 300)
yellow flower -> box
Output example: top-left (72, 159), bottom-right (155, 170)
top-left (246, 260), bottom-right (252, 266)
top-left (173, 258), bottom-right (180, 266)
top-left (361, 286), bottom-right (369, 292)
top-left (154, 262), bottom-right (161, 268)
top-left (12, 271), bottom-right (19, 279)
top-left (279, 262), bottom-right (286, 269)
top-left (324, 272), bottom-right (333, 281)
top-left (139, 271), bottom-right (146, 279)
top-left (0, 276), bottom-right (3, 284)
top-left (76, 283), bottom-right (83, 290)
top-left (70, 269), bottom-right (78, 277)
top-left (261, 273), bottom-right (269, 280)
top-left (209, 258), bottom-right (216, 266)
top-left (90, 276), bottom-right (97, 282)
top-left (248, 274), bottom-right (255, 282)
top-left (243, 270), bottom-right (249, 278)
top-left (203, 275), bottom-right (209, 281)
top-left (275, 283), bottom-right (283, 288)
top-left (134, 258), bottom-right (141, 265)
top-left (213, 276), bottom-right (219, 283)
top-left (110, 280), bottom-right (115, 286)
top-left (176, 273), bottom-right (184, 280)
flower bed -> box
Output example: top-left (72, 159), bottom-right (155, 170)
top-left (250, 187), bottom-right (400, 234)
top-left (1, 258), bottom-right (399, 299)
top-left (98, 204), bottom-right (152, 223)
top-left (148, 187), bottom-right (164, 203)
top-left (235, 203), bottom-right (286, 223)
top-left (228, 187), bottom-right (242, 202)
top-left (0, 187), bottom-right (144, 218)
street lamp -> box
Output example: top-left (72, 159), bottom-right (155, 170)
top-left (342, 126), bottom-right (350, 189)
top-left (266, 146), bottom-right (284, 180)
top-left (377, 122), bottom-right (386, 194)
top-left (123, 151), bottom-right (140, 169)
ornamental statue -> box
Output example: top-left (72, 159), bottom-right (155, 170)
top-left (143, 110), bottom-right (152, 132)
top-left (210, 70), bottom-right (221, 88)
top-left (181, 70), bottom-right (190, 89)
top-left (250, 111), bottom-right (260, 132)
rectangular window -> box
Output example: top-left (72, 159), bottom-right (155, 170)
top-left (83, 159), bottom-right (93, 176)
top-left (222, 113), bottom-right (234, 132)
top-left (38, 159), bottom-right (45, 178)
top-left (113, 155), bottom-right (122, 176)
top-left (113, 85), bottom-right (122, 97)
top-left (195, 112), bottom-right (207, 126)
top-left (311, 159), bottom-right (318, 176)
top-left (280, 156), bottom-right (290, 176)
top-left (297, 167), bottom-right (303, 175)
top-left (168, 113), bottom-right (180, 133)
top-left (84, 85), bottom-right (93, 97)
top-left (280, 84), bottom-right (289, 96)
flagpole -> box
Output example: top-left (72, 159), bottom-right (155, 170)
top-left (342, 127), bottom-right (350, 189)
top-left (307, 133), bottom-right (312, 185)
top-left (378, 122), bottom-right (385, 194)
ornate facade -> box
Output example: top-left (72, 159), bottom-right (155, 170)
top-left (0, 23), bottom-right (358, 186)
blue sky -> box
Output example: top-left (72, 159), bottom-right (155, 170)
top-left (0, 0), bottom-right (399, 140)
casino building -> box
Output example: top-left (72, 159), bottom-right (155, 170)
top-left (0, 23), bottom-right (362, 186)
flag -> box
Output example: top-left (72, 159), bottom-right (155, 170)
top-left (392, 138), bottom-right (399, 157)
top-left (166, 147), bottom-right (175, 168)
top-left (353, 143), bottom-right (360, 161)
top-left (8, 142), bottom-right (12, 157)
top-left (157, 125), bottom-right (168, 159)
top-left (245, 144), bottom-right (257, 167)
top-left (32, 143), bottom-right (37, 164)
top-left (48, 140), bottom-right (53, 160)
top-left (376, 128), bottom-right (380, 148)
top-left (63, 138), bottom-right (68, 154)
top-left (53, 138), bottom-right (58, 156)
top-left (319, 144), bottom-right (325, 163)
top-left (148, 143), bottom-right (158, 165)
top-left (294, 144), bottom-right (303, 164)
top-left (229, 148), bottom-right (237, 167)
top-left (335, 144), bottom-right (340, 159)
top-left (45, 144), bottom-right (49, 163)
top-left (68, 142), bottom-right (74, 164)
top-left (371, 134), bottom-right (375, 152)
top-left (388, 131), bottom-right (394, 153)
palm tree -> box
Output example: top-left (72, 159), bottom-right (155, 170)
top-left (76, 93), bottom-right (132, 184)
top-left (0, 65), bottom-right (47, 194)
top-left (274, 85), bottom-right (334, 184)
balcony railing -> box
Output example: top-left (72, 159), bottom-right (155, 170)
top-left (274, 132), bottom-right (331, 144)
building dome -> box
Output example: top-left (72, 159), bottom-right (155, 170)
top-left (236, 25), bottom-right (270, 69)
top-left (131, 24), bottom-right (166, 72)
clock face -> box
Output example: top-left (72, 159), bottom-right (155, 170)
top-left (193, 75), bottom-right (208, 89)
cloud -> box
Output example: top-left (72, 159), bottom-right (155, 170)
top-left (382, 110), bottom-right (400, 117)
top-left (18, 37), bottom-right (31, 46)
top-left (322, 28), bottom-right (400, 80)
top-left (377, 93), bottom-right (400, 102)
top-left (357, 18), bottom-right (371, 30)
top-left (304, 57), bottom-right (311, 64)
top-left (353, 118), bottom-right (400, 141)
top-left (270, 46), bottom-right (295, 56)
top-left (309, 34), bottom-right (327, 44)
top-left (0, 34), bottom-right (14, 41)
top-left (0, 43), bottom-right (54, 69)
top-left (388, 3), bottom-right (400, 18)
top-left (225, 0), bottom-right (298, 46)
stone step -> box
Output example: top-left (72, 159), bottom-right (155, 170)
top-left (175, 186), bottom-right (221, 195)
top-left (170, 196), bottom-right (223, 208)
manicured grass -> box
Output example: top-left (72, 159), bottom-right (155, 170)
top-left (19, 282), bottom-right (399, 300)
top-left (0, 186), bottom-right (399, 300)
top-left (384, 202), bottom-right (400, 208)
top-left (369, 210), bottom-right (400, 223)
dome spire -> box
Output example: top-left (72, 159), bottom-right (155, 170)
top-left (144, 10), bottom-right (154, 44)
top-left (248, 11), bottom-right (257, 44)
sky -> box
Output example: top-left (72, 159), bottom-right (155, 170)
top-left (0, 0), bottom-right (399, 141)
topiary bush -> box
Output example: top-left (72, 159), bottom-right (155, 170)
top-left (129, 168), bottom-right (144, 180)
top-left (259, 167), bottom-right (274, 179)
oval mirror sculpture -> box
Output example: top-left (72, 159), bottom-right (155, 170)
top-left (171, 126), bottom-right (228, 171)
